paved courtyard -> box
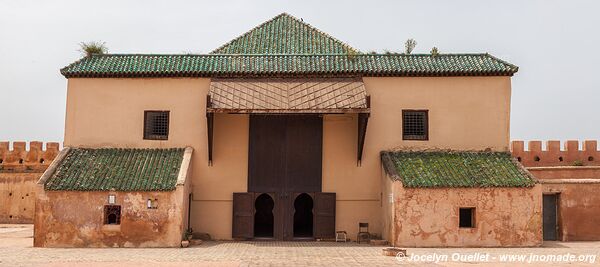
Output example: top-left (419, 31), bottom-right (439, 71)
top-left (1, 225), bottom-right (598, 266)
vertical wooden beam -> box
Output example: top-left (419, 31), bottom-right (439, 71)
top-left (357, 112), bottom-right (369, 166)
top-left (206, 95), bottom-right (214, 166)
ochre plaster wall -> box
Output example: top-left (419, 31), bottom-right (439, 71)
top-left (63, 76), bottom-right (512, 240)
top-left (363, 76), bottom-right (511, 152)
top-left (391, 182), bottom-right (542, 247)
top-left (34, 186), bottom-right (186, 247)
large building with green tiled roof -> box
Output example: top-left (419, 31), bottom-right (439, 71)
top-left (35, 12), bottom-right (542, 248)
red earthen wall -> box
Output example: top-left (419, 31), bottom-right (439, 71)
top-left (34, 187), bottom-right (187, 247)
top-left (390, 181), bottom-right (542, 247)
top-left (511, 140), bottom-right (600, 241)
top-left (511, 140), bottom-right (599, 167)
top-left (0, 141), bottom-right (60, 223)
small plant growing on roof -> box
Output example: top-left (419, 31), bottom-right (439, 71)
top-left (346, 49), bottom-right (358, 61)
top-left (405, 39), bottom-right (417, 54)
top-left (79, 41), bottom-right (108, 57)
top-left (431, 47), bottom-right (439, 56)
top-left (383, 49), bottom-right (399, 55)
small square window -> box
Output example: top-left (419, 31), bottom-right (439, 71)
top-left (108, 195), bottom-right (116, 204)
top-left (104, 205), bottom-right (121, 225)
top-left (144, 111), bottom-right (169, 140)
top-left (459, 207), bottom-right (475, 228)
top-left (403, 110), bottom-right (428, 140)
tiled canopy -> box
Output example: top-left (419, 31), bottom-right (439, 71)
top-left (207, 78), bottom-right (369, 113)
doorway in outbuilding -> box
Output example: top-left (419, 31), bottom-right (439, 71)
top-left (543, 194), bottom-right (559, 241)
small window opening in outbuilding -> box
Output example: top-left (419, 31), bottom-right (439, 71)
top-left (108, 194), bottom-right (116, 204)
top-left (19, 159), bottom-right (23, 164)
top-left (459, 207), bottom-right (475, 228)
top-left (534, 156), bottom-right (540, 162)
top-left (104, 205), bottom-right (121, 225)
top-left (589, 156), bottom-right (594, 162)
top-left (147, 198), bottom-right (158, 209)
top-left (559, 156), bottom-right (563, 162)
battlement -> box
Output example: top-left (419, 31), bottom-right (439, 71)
top-left (0, 141), bottom-right (61, 172)
top-left (511, 140), bottom-right (599, 167)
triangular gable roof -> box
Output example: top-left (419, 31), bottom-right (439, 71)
top-left (210, 13), bottom-right (359, 55)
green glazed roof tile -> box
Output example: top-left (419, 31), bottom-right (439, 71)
top-left (211, 13), bottom-right (358, 55)
top-left (45, 148), bottom-right (185, 191)
top-left (381, 151), bottom-right (536, 188)
top-left (61, 53), bottom-right (518, 78)
top-left (60, 13), bottom-right (518, 78)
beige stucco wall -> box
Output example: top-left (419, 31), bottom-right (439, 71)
top-left (62, 76), bottom-right (512, 240)
top-left (363, 76), bottom-right (511, 152)
top-left (391, 182), bottom-right (542, 247)
top-left (380, 168), bottom-right (395, 242)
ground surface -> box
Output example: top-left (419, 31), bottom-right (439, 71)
top-left (1, 225), bottom-right (598, 266)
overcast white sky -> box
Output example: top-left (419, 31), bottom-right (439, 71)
top-left (1, 0), bottom-right (599, 144)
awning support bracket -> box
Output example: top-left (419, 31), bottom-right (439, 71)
top-left (207, 95), bottom-right (214, 166)
top-left (357, 96), bottom-right (370, 166)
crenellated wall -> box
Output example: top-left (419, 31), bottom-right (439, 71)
top-left (0, 141), bottom-right (61, 223)
top-left (0, 141), bottom-right (60, 172)
top-left (511, 140), bottom-right (599, 167)
top-left (511, 140), bottom-right (600, 241)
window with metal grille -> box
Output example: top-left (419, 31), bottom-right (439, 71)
top-left (144, 111), bottom-right (169, 140)
top-left (402, 110), bottom-right (428, 140)
top-left (104, 205), bottom-right (121, 225)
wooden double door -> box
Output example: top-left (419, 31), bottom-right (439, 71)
top-left (232, 115), bottom-right (336, 240)
top-left (233, 192), bottom-right (335, 240)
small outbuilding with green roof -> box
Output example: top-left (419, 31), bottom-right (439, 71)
top-left (34, 147), bottom-right (193, 247)
top-left (381, 151), bottom-right (542, 247)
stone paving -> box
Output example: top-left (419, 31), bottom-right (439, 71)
top-left (1, 225), bottom-right (599, 266)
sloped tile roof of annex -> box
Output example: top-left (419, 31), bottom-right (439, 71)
top-left (44, 148), bottom-right (185, 191)
top-left (381, 151), bottom-right (536, 188)
top-left (60, 13), bottom-right (518, 78)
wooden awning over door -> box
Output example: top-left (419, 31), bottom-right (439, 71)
top-left (206, 78), bottom-right (370, 114)
top-left (206, 78), bottom-right (370, 165)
